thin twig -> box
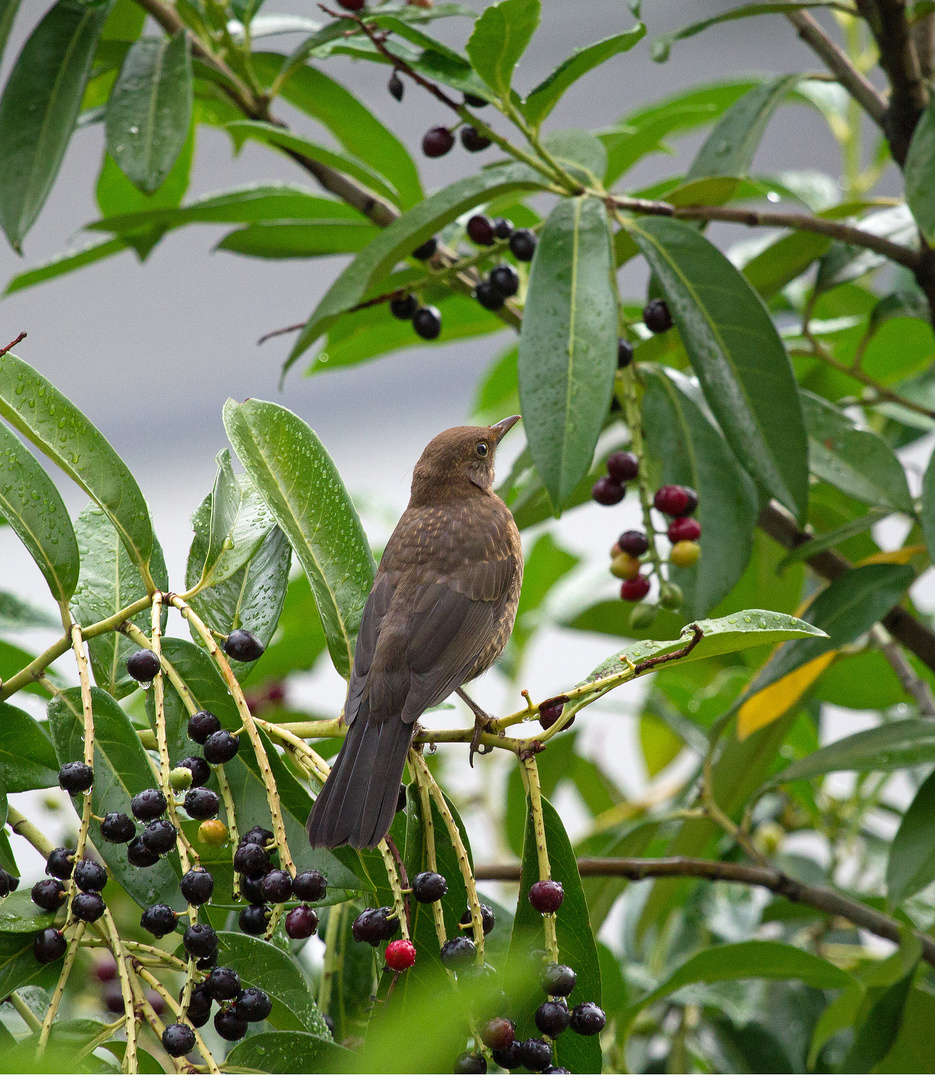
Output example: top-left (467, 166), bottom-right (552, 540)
top-left (0, 331), bottom-right (26, 358)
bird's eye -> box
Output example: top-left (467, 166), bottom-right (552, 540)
top-left (476, 441), bottom-right (488, 457)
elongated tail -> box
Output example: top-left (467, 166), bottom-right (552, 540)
top-left (306, 712), bottom-right (412, 849)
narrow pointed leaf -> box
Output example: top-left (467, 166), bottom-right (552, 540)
top-left (0, 0), bottom-right (22, 68)
top-left (629, 216), bottom-right (809, 521)
top-left (920, 445), bottom-right (935, 563)
top-left (466, 0), bottom-right (540, 97)
top-left (4, 237), bottom-right (128, 296)
top-left (887, 768), bottom-right (935, 904)
top-left (223, 399), bottom-right (374, 679)
top-left (0, 422), bottom-right (79, 604)
top-left (217, 219), bottom-right (379, 258)
top-left (774, 719), bottom-right (935, 783)
top-left (906, 100), bottom-right (935, 245)
top-left (518, 196), bottom-right (616, 509)
top-left (0, 353), bottom-right (155, 578)
top-left (0, 702), bottom-right (58, 792)
top-left (105, 31), bottom-right (192, 193)
top-left (0, 0), bottom-right (112, 249)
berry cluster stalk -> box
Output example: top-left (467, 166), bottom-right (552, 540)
top-left (519, 757), bottom-right (559, 963)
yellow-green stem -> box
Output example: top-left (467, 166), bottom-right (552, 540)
top-left (36, 923), bottom-right (85, 1057)
top-left (520, 756), bottom-right (559, 962)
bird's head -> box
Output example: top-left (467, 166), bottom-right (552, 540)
top-left (410, 415), bottom-right (521, 503)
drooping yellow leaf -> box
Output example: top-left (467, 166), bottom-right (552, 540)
top-left (856, 545), bottom-right (927, 567)
top-left (737, 652), bottom-right (837, 739)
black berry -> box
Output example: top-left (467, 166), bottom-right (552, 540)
top-left (508, 229), bottom-right (536, 261)
top-left (607, 451), bottom-right (638, 483)
top-left (535, 999), bottom-right (570, 1037)
top-left (352, 906), bottom-right (397, 945)
top-left (162, 1023), bottom-right (196, 1057)
top-left (412, 306), bottom-right (442, 340)
top-left (45, 847), bottom-right (75, 880)
top-left (58, 761), bottom-right (93, 794)
top-left (467, 214), bottom-right (495, 246)
top-left (460, 904), bottom-right (496, 937)
top-left (100, 813), bottom-right (135, 843)
top-left (538, 699), bottom-right (565, 730)
top-left (74, 859), bottom-right (107, 893)
top-left (241, 825), bottom-right (274, 847)
top-left (126, 649), bottom-right (160, 681)
top-left (177, 756), bottom-right (210, 787)
top-left (131, 788), bottom-right (167, 821)
top-left (517, 1038), bottom-right (553, 1072)
top-left (440, 936), bottom-right (476, 969)
top-left (197, 950), bottom-right (219, 972)
top-left (618, 338), bottom-right (634, 367)
top-left (239, 905), bottom-right (271, 936)
top-left (591, 476), bottom-right (625, 505)
top-left (493, 217), bottom-right (513, 239)
top-left (412, 237), bottom-right (437, 260)
top-left (454, 1052), bottom-right (487, 1073)
top-left (188, 711), bottom-right (220, 744)
top-left (187, 983), bottom-right (213, 1021)
top-left (233, 843), bottom-right (270, 875)
top-left (480, 1017), bottom-right (515, 1050)
top-left (541, 962), bottom-right (577, 997)
top-left (422, 126), bottom-right (454, 157)
top-left (474, 280), bottom-right (504, 310)
top-left (396, 785), bottom-right (407, 813)
top-left (214, 1007), bottom-right (248, 1041)
top-left (224, 629), bottom-right (264, 662)
top-left (411, 871), bottom-right (448, 904)
top-left (184, 787), bottom-right (221, 821)
top-left (618, 530), bottom-right (648, 557)
top-left (235, 987), bottom-right (272, 1022)
top-left (260, 869), bottom-right (293, 903)
top-left (141, 819), bottom-right (177, 855)
top-left (141, 903), bottom-right (178, 937)
top-left (241, 873), bottom-right (265, 904)
top-left (390, 293), bottom-right (419, 320)
top-left (204, 730), bottom-right (240, 764)
top-left (71, 892), bottom-right (106, 922)
top-left (34, 928), bottom-right (67, 963)
top-left (184, 923), bottom-right (219, 958)
top-left (528, 880), bottom-right (564, 914)
top-left (460, 126), bottom-right (491, 152)
top-left (464, 92), bottom-right (489, 108)
top-left (388, 70), bottom-right (403, 101)
top-left (181, 868), bottom-right (215, 906)
top-left (127, 837), bottom-right (159, 868)
top-left (489, 264), bottom-right (519, 297)
top-left (643, 298), bottom-right (673, 333)
top-left (31, 879), bottom-right (65, 911)
top-left (0, 869), bottom-right (11, 897)
top-left (492, 1044), bottom-right (522, 1070)
top-left (569, 1002), bottom-right (605, 1035)
top-left (285, 905), bottom-right (319, 939)
top-left (206, 967), bottom-right (241, 1001)
top-left (293, 869), bottom-right (327, 902)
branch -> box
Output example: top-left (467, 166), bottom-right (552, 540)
top-left (474, 856), bottom-right (935, 968)
top-left (785, 10), bottom-right (888, 125)
top-left (757, 500), bottom-right (935, 674)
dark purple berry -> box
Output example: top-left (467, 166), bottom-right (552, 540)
top-left (45, 847), bottom-right (75, 880)
top-left (285, 905), bottom-right (319, 939)
top-left (31, 878), bottom-right (65, 911)
top-left (224, 629), bottom-right (264, 662)
top-left (337, 0), bottom-right (366, 9)
top-left (141, 904), bottom-right (178, 937)
top-left (618, 530), bottom-right (649, 557)
top-left (474, 280), bottom-right (504, 310)
top-left (537, 699), bottom-right (566, 731)
top-left (239, 905), bottom-right (270, 936)
top-left (71, 891), bottom-right (106, 922)
top-left (0, 869), bottom-right (11, 897)
top-left (459, 904), bottom-right (496, 937)
top-left (100, 813), bottom-right (135, 843)
top-left (607, 451), bottom-right (639, 483)
top-left (618, 338), bottom-right (634, 367)
top-left (517, 1037), bottom-right (553, 1072)
top-left (480, 1017), bottom-right (515, 1050)
top-left (58, 761), bottom-right (93, 794)
top-left (396, 785), bottom-right (407, 813)
top-left (388, 70), bottom-right (403, 101)
top-left (352, 906), bottom-right (396, 946)
top-left (241, 825), bottom-right (274, 847)
top-left (126, 649), bottom-right (160, 681)
top-left (412, 237), bottom-right (437, 260)
top-left (653, 484), bottom-right (698, 517)
top-left (643, 298), bottom-right (673, 333)
top-left (460, 126), bottom-right (491, 152)
top-left (203, 730), bottom-right (239, 764)
top-left (569, 1002), bottom-right (605, 1035)
top-left (489, 264), bottom-right (519, 297)
top-left (464, 93), bottom-right (489, 108)
top-left (34, 928), bottom-right (67, 963)
top-left (127, 837), bottom-right (159, 868)
top-left (260, 869), bottom-right (293, 903)
top-left (241, 873), bottom-right (265, 904)
top-left (177, 756), bottom-right (210, 787)
top-left (233, 843), bottom-right (270, 875)
top-left (181, 868), bottom-right (215, 906)
top-left (535, 999), bottom-right (570, 1037)
top-left (293, 870), bottom-right (327, 902)
top-left (214, 1007), bottom-right (248, 1041)
top-left (440, 936), bottom-right (476, 969)
top-left (529, 880), bottom-right (564, 914)
top-left (162, 1023), bottom-right (196, 1057)
top-left (508, 229), bottom-right (536, 261)
top-left (390, 293), bottom-right (419, 320)
top-left (131, 788), bottom-right (167, 821)
top-left (103, 980), bottom-right (124, 1012)
top-left (141, 819), bottom-right (177, 855)
top-left (493, 217), bottom-right (513, 239)
top-left (467, 214), bottom-right (495, 246)
top-left (196, 950), bottom-right (219, 972)
top-left (591, 476), bottom-right (625, 505)
top-left (183, 923), bottom-right (219, 958)
top-left (454, 1052), bottom-right (487, 1073)
top-left (541, 962), bottom-right (576, 997)
top-left (206, 967), bottom-right (241, 1001)
top-left (187, 710), bottom-right (220, 744)
top-left (412, 306), bottom-right (442, 340)
top-left (235, 987), bottom-right (272, 1022)
top-left (74, 859), bottom-right (107, 893)
top-left (412, 871), bottom-right (448, 903)
top-left (492, 1044), bottom-right (522, 1070)
top-left (422, 126), bottom-right (454, 157)
top-left (187, 983), bottom-right (213, 1020)
top-left (184, 787), bottom-right (221, 820)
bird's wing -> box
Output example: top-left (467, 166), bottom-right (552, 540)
top-left (344, 570), bottom-right (395, 723)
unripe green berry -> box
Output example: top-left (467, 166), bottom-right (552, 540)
top-left (629, 602), bottom-right (657, 630)
top-left (170, 767), bottom-right (193, 791)
top-left (659, 581), bottom-right (683, 610)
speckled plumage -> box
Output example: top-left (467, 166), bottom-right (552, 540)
top-left (307, 418), bottom-right (523, 850)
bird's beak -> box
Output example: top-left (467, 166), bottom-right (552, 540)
top-left (491, 415), bottom-right (521, 444)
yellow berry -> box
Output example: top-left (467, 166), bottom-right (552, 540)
top-left (670, 540), bottom-right (700, 568)
top-left (198, 819), bottom-right (229, 847)
top-left (610, 552), bottom-right (641, 580)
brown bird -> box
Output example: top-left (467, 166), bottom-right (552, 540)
top-left (306, 416), bottom-right (523, 850)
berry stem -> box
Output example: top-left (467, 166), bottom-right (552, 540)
top-left (129, 959), bottom-right (220, 1075)
top-left (8, 992), bottom-right (41, 1033)
top-left (6, 805), bottom-right (53, 857)
top-left (67, 625), bottom-right (97, 912)
top-left (408, 750), bottom-right (449, 955)
top-left (376, 840), bottom-right (410, 942)
top-left (214, 763), bottom-right (241, 898)
top-left (409, 751), bottom-right (485, 965)
top-left (36, 923), bottom-right (85, 1059)
top-left (99, 910), bottom-right (140, 1074)
top-left (317, 902), bottom-right (344, 1017)
top-left (519, 756), bottom-right (559, 963)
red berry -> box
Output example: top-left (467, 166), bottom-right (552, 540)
top-left (385, 939), bottom-right (417, 970)
top-left (618, 530), bottom-right (649, 556)
top-left (528, 879), bottom-right (564, 914)
top-left (337, 0), bottom-right (366, 10)
top-left (667, 517), bottom-right (701, 542)
top-left (643, 298), bottom-right (673, 333)
top-left (481, 1017), bottom-right (515, 1050)
top-left (621, 575), bottom-right (651, 601)
top-left (538, 699), bottom-right (565, 729)
top-left (591, 476), bottom-right (624, 506)
top-left (607, 451), bottom-right (638, 482)
top-left (653, 484), bottom-right (698, 517)
top-left (422, 126), bottom-right (454, 158)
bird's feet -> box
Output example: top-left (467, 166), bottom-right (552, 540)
top-left (456, 688), bottom-right (496, 766)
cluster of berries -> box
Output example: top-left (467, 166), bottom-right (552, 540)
top-left (96, 955), bottom-right (164, 1017)
top-left (418, 92), bottom-right (493, 158)
top-left (31, 844), bottom-right (109, 961)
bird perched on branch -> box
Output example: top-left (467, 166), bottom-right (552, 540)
top-left (306, 416), bottom-right (523, 850)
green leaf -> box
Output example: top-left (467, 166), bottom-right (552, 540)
top-left (0, 0), bottom-right (112, 249)
top-left (521, 25), bottom-right (645, 126)
top-left (800, 390), bottom-right (914, 512)
top-left (0, 702), bottom-right (58, 792)
top-left (742, 564), bottom-right (915, 700)
top-left (816, 204), bottom-right (917, 293)
top-left (96, 121), bottom-right (193, 220)
top-left (642, 368), bottom-right (759, 617)
top-left (773, 719), bottom-right (935, 782)
top-left (48, 687), bottom-right (183, 910)
top-left (0, 421), bottom-right (79, 604)
top-left (4, 237), bottom-right (128, 296)
top-left (0, 930), bottom-right (59, 1001)
top-left (687, 75), bottom-right (799, 179)
top-left (629, 216), bottom-right (810, 521)
top-left (504, 533), bottom-right (578, 672)
top-left (536, 128), bottom-right (607, 184)
top-left (466, 0), bottom-right (540, 98)
top-left (906, 100), bottom-right (935, 245)
top-left (0, 890), bottom-right (55, 934)
top-left (776, 509), bottom-right (889, 570)
top-left (843, 960), bottom-right (918, 1071)
top-left (740, 229), bottom-right (831, 301)
top-left (0, 0), bottom-right (22, 69)
top-left (241, 572), bottom-right (326, 686)
top-left (0, 591), bottom-right (60, 631)
top-left (518, 196), bottom-right (616, 510)
top-left (288, 162), bottom-right (546, 370)
top-left (0, 352), bottom-right (155, 582)
top-left (217, 218), bottom-right (380, 258)
top-left (105, 31), bottom-right (192, 194)
top-left (71, 504), bottom-right (168, 698)
top-left (223, 399), bottom-right (374, 679)
top-left (920, 445), bottom-right (935, 564)
top-left (873, 988), bottom-right (935, 1072)
top-left (508, 794), bottom-right (602, 1073)
top-left (887, 768), bottom-right (935, 904)
top-left (225, 1031), bottom-right (351, 1071)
